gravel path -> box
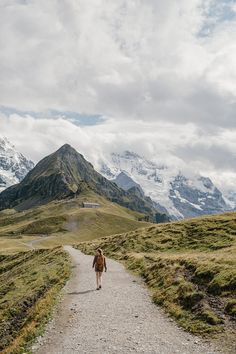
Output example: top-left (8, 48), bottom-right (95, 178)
top-left (33, 246), bottom-right (219, 354)
top-left (24, 235), bottom-right (56, 249)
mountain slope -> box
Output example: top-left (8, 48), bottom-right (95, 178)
top-left (169, 175), bottom-right (228, 218)
top-left (77, 211), bottom-right (236, 351)
top-left (100, 151), bottom-right (231, 219)
top-left (0, 191), bottom-right (151, 250)
top-left (0, 144), bottom-right (168, 222)
top-left (114, 171), bottom-right (143, 193)
top-left (0, 137), bottom-right (34, 192)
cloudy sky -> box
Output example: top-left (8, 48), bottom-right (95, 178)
top-left (0, 0), bottom-right (235, 193)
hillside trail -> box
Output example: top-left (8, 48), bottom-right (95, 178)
top-left (33, 246), bottom-right (220, 354)
top-left (21, 235), bottom-right (56, 250)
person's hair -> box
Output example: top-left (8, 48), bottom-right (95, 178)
top-left (97, 248), bottom-right (103, 255)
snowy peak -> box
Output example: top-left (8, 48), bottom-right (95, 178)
top-left (101, 151), bottom-right (182, 218)
top-left (0, 137), bottom-right (34, 192)
top-left (103, 151), bottom-right (166, 179)
top-left (100, 151), bottom-right (232, 219)
top-left (169, 174), bottom-right (228, 218)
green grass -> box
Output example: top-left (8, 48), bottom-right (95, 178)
top-left (76, 212), bottom-right (236, 346)
top-left (0, 247), bottom-right (71, 354)
top-left (0, 236), bottom-right (41, 254)
top-left (0, 190), bottom-right (150, 253)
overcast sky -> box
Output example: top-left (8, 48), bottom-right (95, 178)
top-left (0, 0), bottom-right (235, 193)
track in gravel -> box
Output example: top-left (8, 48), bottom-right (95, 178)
top-left (33, 246), bottom-right (219, 354)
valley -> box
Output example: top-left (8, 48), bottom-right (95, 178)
top-left (0, 142), bottom-right (235, 353)
top-left (0, 1), bottom-right (235, 352)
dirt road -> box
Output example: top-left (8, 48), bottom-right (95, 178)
top-left (33, 246), bottom-right (219, 354)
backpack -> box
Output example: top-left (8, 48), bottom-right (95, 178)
top-left (96, 255), bottom-right (104, 267)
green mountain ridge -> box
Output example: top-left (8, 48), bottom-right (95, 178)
top-left (0, 144), bottom-right (168, 222)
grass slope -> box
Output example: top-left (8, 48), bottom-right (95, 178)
top-left (0, 191), bottom-right (150, 253)
top-left (0, 247), bottom-right (71, 354)
top-left (77, 212), bottom-right (236, 350)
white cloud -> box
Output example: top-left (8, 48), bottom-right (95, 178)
top-left (0, 114), bottom-right (235, 193)
top-left (0, 0), bottom-right (235, 126)
top-left (0, 0), bottom-right (235, 193)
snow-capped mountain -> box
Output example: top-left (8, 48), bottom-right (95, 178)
top-left (225, 191), bottom-right (236, 210)
top-left (100, 151), bottom-right (232, 219)
top-left (0, 137), bottom-right (34, 192)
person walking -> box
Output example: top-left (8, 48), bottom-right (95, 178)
top-left (92, 248), bottom-right (107, 290)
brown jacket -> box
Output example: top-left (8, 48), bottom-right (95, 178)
top-left (93, 255), bottom-right (107, 272)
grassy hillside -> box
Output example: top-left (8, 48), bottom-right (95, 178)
top-left (0, 247), bottom-right (71, 354)
top-left (77, 212), bottom-right (236, 350)
top-left (0, 191), bottom-right (150, 253)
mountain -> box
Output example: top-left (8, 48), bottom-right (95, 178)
top-left (0, 137), bottom-right (34, 192)
top-left (0, 144), bottom-right (168, 222)
top-left (114, 171), bottom-right (144, 195)
top-left (113, 171), bottom-right (170, 216)
top-left (225, 191), bottom-right (236, 210)
top-left (169, 174), bottom-right (229, 218)
top-left (100, 151), bottom-right (232, 219)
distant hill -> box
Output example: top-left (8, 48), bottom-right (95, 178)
top-left (0, 144), bottom-right (168, 223)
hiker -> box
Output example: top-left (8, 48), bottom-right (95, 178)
top-left (92, 248), bottom-right (107, 290)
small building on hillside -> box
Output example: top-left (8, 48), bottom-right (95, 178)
top-left (82, 202), bottom-right (100, 208)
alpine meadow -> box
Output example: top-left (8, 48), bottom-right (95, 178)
top-left (0, 0), bottom-right (236, 353)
